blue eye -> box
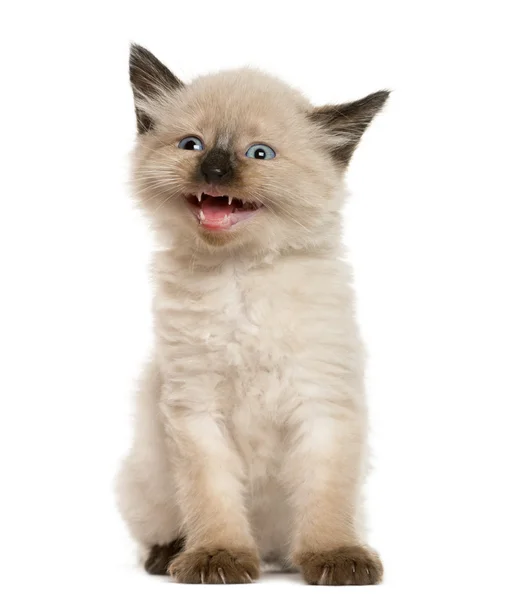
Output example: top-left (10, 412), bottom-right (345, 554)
top-left (178, 136), bottom-right (204, 151)
top-left (245, 143), bottom-right (276, 160)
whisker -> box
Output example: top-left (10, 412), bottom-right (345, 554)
top-left (248, 191), bottom-right (313, 233)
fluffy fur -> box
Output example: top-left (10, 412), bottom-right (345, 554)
top-left (116, 44), bottom-right (389, 585)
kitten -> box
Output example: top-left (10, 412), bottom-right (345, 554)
top-left (116, 44), bottom-right (389, 585)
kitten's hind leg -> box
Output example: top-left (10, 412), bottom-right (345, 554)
top-left (145, 538), bottom-right (185, 575)
top-left (116, 360), bottom-right (183, 570)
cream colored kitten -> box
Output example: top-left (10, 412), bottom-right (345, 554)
top-left (116, 44), bottom-right (388, 585)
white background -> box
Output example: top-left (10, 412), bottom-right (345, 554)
top-left (1, 1), bottom-right (505, 598)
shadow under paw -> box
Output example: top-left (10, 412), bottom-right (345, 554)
top-left (297, 545), bottom-right (383, 585)
top-left (169, 547), bottom-right (260, 584)
top-left (144, 538), bottom-right (185, 575)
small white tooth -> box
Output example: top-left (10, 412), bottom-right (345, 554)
top-left (228, 197), bottom-right (232, 205)
top-left (198, 192), bottom-right (203, 203)
top-left (199, 209), bottom-right (205, 222)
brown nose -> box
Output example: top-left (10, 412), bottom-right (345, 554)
top-left (200, 149), bottom-right (233, 183)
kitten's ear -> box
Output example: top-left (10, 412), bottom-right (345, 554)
top-left (129, 44), bottom-right (184, 134)
top-left (309, 90), bottom-right (390, 166)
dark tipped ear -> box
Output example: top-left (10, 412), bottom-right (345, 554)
top-left (129, 44), bottom-right (184, 134)
top-left (309, 90), bottom-right (390, 166)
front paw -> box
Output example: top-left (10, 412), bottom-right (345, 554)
top-left (169, 547), bottom-right (260, 584)
top-left (296, 546), bottom-right (383, 585)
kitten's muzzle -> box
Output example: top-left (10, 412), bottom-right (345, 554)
top-left (200, 149), bottom-right (233, 184)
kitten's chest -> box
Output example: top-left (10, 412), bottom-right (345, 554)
top-left (161, 266), bottom-right (288, 362)
top-left (155, 258), bottom-right (329, 477)
top-left (206, 272), bottom-right (291, 392)
top-left (156, 264), bottom-right (293, 397)
top-left (221, 278), bottom-right (287, 477)
top-left (158, 269), bottom-right (288, 475)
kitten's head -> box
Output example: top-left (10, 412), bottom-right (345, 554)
top-left (129, 44), bottom-right (388, 255)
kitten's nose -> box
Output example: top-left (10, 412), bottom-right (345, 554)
top-left (200, 149), bottom-right (233, 183)
top-left (202, 165), bottom-right (227, 182)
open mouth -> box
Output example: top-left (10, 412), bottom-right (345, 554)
top-left (186, 193), bottom-right (262, 231)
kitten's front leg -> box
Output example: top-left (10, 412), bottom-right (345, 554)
top-left (285, 399), bottom-right (383, 585)
top-left (162, 405), bottom-right (259, 584)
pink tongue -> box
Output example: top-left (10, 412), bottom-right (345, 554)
top-left (201, 198), bottom-right (233, 227)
